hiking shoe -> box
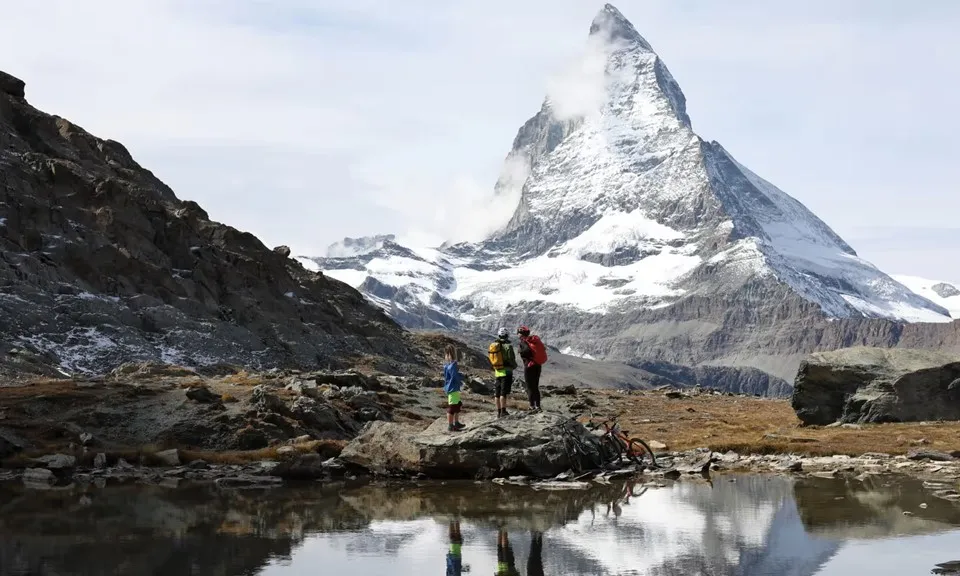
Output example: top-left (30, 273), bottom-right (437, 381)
top-left (448, 425), bottom-right (456, 432)
top-left (501, 409), bottom-right (510, 417)
top-left (453, 422), bottom-right (466, 430)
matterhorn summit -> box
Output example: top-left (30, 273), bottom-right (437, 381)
top-left (310, 4), bottom-right (952, 389)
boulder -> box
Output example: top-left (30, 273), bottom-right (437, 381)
top-left (466, 377), bottom-right (494, 397)
top-left (648, 440), bottom-right (668, 451)
top-left (340, 422), bottom-right (423, 475)
top-left (309, 371), bottom-right (380, 391)
top-left (273, 245), bottom-right (292, 258)
top-left (907, 450), bottom-right (956, 462)
top-left (272, 454), bottom-right (350, 480)
top-left (250, 385), bottom-right (289, 415)
top-left (0, 428), bottom-right (25, 459)
top-left (340, 412), bottom-right (597, 479)
top-left (22, 468), bottom-right (55, 486)
top-left (416, 413), bottom-right (585, 479)
top-left (286, 379), bottom-right (320, 398)
top-left (792, 348), bottom-right (960, 425)
top-left (185, 385), bottom-right (220, 404)
top-left (33, 454), bottom-right (76, 470)
top-left (290, 396), bottom-right (349, 436)
top-left (0, 71), bottom-right (26, 99)
top-left (155, 449), bottom-right (181, 466)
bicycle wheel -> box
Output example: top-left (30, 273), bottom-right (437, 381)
top-left (599, 435), bottom-right (622, 466)
top-left (576, 434), bottom-right (608, 470)
top-left (561, 434), bottom-right (584, 472)
top-left (626, 438), bottom-right (658, 468)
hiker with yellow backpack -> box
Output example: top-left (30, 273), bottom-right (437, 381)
top-left (488, 327), bottom-right (518, 418)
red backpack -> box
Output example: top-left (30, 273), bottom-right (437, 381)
top-left (526, 335), bottom-right (548, 365)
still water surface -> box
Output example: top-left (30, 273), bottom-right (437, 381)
top-left (2, 474), bottom-right (959, 575)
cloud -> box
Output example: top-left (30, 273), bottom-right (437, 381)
top-left (546, 32), bottom-right (616, 121)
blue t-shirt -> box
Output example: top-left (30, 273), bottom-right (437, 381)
top-left (443, 361), bottom-right (462, 394)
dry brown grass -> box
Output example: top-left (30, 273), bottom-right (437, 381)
top-left (0, 380), bottom-right (90, 399)
top-left (588, 390), bottom-right (960, 457)
top-left (219, 370), bottom-right (264, 386)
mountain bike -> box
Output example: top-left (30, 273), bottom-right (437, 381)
top-left (589, 416), bottom-right (658, 469)
top-left (557, 418), bottom-right (606, 472)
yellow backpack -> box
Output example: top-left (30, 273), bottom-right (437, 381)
top-left (488, 342), bottom-right (505, 371)
top-left (488, 341), bottom-right (517, 371)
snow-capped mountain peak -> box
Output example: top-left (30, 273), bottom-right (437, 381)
top-left (311, 4), bottom-right (953, 385)
top-left (589, 4), bottom-right (654, 51)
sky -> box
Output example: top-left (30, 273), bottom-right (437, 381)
top-left (1, 1), bottom-right (959, 281)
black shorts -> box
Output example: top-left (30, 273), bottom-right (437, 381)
top-left (447, 402), bottom-right (462, 414)
top-left (495, 373), bottom-right (513, 397)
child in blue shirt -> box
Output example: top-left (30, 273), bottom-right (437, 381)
top-left (444, 345), bottom-right (465, 432)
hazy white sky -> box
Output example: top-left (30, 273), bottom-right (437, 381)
top-left (2, 1), bottom-right (959, 280)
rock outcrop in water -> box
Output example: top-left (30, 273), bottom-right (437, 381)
top-left (0, 70), bottom-right (419, 377)
top-left (792, 348), bottom-right (960, 425)
top-left (341, 412), bottom-right (599, 479)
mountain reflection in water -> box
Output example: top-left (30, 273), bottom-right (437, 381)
top-left (1, 474), bottom-right (959, 575)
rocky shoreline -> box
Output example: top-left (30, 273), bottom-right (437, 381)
top-left (3, 360), bottom-right (960, 506)
top-left (4, 432), bottom-right (959, 508)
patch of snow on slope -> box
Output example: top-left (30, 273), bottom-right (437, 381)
top-left (892, 275), bottom-right (960, 319)
top-left (296, 257), bottom-right (321, 272)
top-left (19, 327), bottom-right (119, 374)
top-left (323, 268), bottom-right (368, 288)
top-left (559, 209), bottom-right (683, 257)
top-left (711, 149), bottom-right (951, 322)
top-left (450, 248), bottom-right (700, 313)
top-left (561, 347), bottom-right (597, 360)
top-left (840, 294), bottom-right (953, 324)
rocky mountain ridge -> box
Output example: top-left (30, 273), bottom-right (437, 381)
top-left (0, 69), bottom-right (424, 379)
top-left (309, 4), bottom-right (960, 392)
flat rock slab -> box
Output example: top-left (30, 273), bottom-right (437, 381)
top-left (414, 412), bottom-right (581, 479)
top-left (341, 412), bottom-right (595, 479)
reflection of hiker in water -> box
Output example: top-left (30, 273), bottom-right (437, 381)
top-left (495, 529), bottom-right (521, 576)
top-left (527, 531), bottom-right (544, 576)
top-left (447, 520), bottom-right (464, 576)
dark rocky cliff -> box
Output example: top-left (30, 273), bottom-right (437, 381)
top-left (0, 70), bottom-right (418, 377)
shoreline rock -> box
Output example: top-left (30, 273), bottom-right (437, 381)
top-left (793, 348), bottom-right (960, 425)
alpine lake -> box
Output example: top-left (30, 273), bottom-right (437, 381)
top-left (2, 472), bottom-right (960, 575)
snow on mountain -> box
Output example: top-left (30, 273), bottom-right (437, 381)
top-left (892, 275), bottom-right (960, 319)
top-left (311, 3), bottom-right (949, 334)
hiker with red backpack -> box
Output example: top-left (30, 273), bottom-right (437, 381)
top-left (517, 326), bottom-right (547, 413)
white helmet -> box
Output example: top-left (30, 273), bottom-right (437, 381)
top-left (497, 327), bottom-right (509, 338)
